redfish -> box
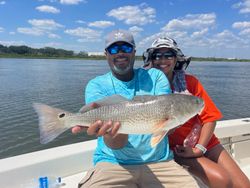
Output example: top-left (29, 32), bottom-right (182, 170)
top-left (33, 94), bottom-right (204, 147)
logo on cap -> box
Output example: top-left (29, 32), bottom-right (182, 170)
top-left (114, 32), bottom-right (124, 39)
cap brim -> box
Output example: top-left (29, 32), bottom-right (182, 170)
top-left (106, 40), bottom-right (135, 49)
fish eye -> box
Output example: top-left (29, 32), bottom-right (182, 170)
top-left (58, 113), bottom-right (65, 118)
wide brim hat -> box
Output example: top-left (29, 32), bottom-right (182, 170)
top-left (150, 37), bottom-right (179, 53)
top-left (142, 36), bottom-right (191, 70)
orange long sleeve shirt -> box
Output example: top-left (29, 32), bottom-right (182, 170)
top-left (169, 74), bottom-right (223, 150)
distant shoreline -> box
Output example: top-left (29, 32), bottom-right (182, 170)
top-left (1, 44), bottom-right (249, 62)
top-left (0, 54), bottom-right (250, 62)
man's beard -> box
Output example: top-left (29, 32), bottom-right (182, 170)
top-left (113, 63), bottom-right (132, 75)
top-left (112, 56), bottom-right (133, 75)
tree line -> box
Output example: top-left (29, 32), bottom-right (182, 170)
top-left (0, 44), bottom-right (88, 58)
top-left (0, 44), bottom-right (249, 62)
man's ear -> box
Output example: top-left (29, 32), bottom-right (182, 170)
top-left (104, 51), bottom-right (107, 56)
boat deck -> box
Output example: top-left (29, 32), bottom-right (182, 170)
top-left (0, 118), bottom-right (250, 188)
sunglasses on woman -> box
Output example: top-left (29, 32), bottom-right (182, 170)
top-left (152, 51), bottom-right (176, 61)
top-left (106, 43), bottom-right (133, 55)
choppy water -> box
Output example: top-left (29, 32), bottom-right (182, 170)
top-left (0, 58), bottom-right (249, 159)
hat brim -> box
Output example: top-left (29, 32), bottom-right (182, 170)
top-left (150, 47), bottom-right (177, 55)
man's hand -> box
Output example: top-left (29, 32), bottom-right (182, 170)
top-left (71, 102), bottom-right (121, 137)
top-left (71, 125), bottom-right (88, 134)
top-left (87, 120), bottom-right (121, 138)
top-left (71, 102), bottom-right (99, 135)
top-left (71, 102), bottom-right (126, 149)
top-left (73, 120), bottom-right (125, 149)
top-left (174, 145), bottom-right (203, 158)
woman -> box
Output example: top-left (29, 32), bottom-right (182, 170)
top-left (143, 37), bottom-right (250, 188)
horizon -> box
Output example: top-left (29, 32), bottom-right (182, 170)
top-left (0, 0), bottom-right (250, 59)
top-left (1, 43), bottom-right (250, 60)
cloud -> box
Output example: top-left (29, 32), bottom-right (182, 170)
top-left (0, 40), bottom-right (26, 46)
top-left (0, 1), bottom-right (6, 5)
top-left (191, 28), bottom-right (209, 38)
top-left (232, 21), bottom-right (250, 36)
top-left (43, 42), bottom-right (62, 47)
top-left (17, 27), bottom-right (44, 36)
top-left (239, 28), bottom-right (250, 35)
top-left (88, 21), bottom-right (115, 28)
top-left (0, 27), bottom-right (4, 32)
top-left (139, 13), bottom-right (217, 51)
top-left (214, 30), bottom-right (236, 39)
top-left (17, 19), bottom-right (63, 37)
top-left (210, 30), bottom-right (245, 48)
top-left (162, 13), bottom-right (216, 31)
top-left (76, 20), bottom-right (86, 24)
top-left (48, 33), bottom-right (61, 39)
top-left (28, 19), bottom-right (64, 30)
top-left (107, 4), bottom-right (156, 25)
top-left (129, 26), bottom-right (143, 36)
top-left (138, 27), bottom-right (249, 57)
top-left (138, 31), bottom-right (188, 49)
top-left (232, 21), bottom-right (250, 29)
top-left (232, 0), bottom-right (250, 14)
top-left (59, 0), bottom-right (85, 5)
top-left (36, 5), bottom-right (60, 14)
top-left (77, 38), bottom-right (101, 42)
top-left (64, 27), bottom-right (102, 41)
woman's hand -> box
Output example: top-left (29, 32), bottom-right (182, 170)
top-left (174, 145), bottom-right (203, 158)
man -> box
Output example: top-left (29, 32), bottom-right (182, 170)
top-left (72, 29), bottom-right (198, 188)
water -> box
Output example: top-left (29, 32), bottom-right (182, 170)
top-left (0, 58), bottom-right (249, 159)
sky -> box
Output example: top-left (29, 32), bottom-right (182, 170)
top-left (0, 0), bottom-right (250, 59)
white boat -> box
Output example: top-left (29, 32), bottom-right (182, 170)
top-left (0, 118), bottom-right (250, 188)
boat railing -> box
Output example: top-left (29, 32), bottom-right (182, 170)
top-left (0, 118), bottom-right (249, 187)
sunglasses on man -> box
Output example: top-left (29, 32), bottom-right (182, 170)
top-left (106, 43), bottom-right (134, 55)
top-left (152, 51), bottom-right (176, 61)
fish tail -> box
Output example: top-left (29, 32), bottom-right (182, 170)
top-left (33, 103), bottom-right (69, 144)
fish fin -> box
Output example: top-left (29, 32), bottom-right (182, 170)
top-left (132, 95), bottom-right (158, 103)
top-left (79, 94), bottom-right (128, 113)
top-left (162, 115), bottom-right (182, 131)
top-left (79, 103), bottom-right (96, 113)
top-left (150, 120), bottom-right (169, 147)
top-left (152, 119), bottom-right (169, 133)
top-left (33, 103), bottom-right (69, 144)
top-left (151, 131), bottom-right (168, 147)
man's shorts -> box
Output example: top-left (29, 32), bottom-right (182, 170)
top-left (78, 160), bottom-right (198, 188)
